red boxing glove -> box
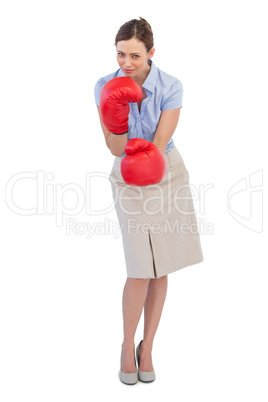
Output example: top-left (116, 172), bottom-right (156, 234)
top-left (99, 77), bottom-right (142, 134)
top-left (121, 138), bottom-right (167, 186)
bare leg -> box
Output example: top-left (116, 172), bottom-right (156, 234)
top-left (121, 277), bottom-right (150, 373)
top-left (139, 275), bottom-right (168, 371)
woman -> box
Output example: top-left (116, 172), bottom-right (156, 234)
top-left (94, 18), bottom-right (203, 385)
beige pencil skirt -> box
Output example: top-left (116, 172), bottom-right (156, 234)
top-left (109, 145), bottom-right (203, 278)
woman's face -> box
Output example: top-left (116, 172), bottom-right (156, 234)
top-left (116, 37), bottom-right (155, 80)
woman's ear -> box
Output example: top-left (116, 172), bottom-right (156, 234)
top-left (148, 46), bottom-right (155, 60)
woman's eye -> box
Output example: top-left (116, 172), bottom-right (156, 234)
top-left (117, 53), bottom-right (139, 58)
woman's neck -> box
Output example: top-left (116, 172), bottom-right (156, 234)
top-left (133, 62), bottom-right (151, 87)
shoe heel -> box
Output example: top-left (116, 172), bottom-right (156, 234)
top-left (136, 340), bottom-right (156, 383)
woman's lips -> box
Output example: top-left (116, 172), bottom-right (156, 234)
top-left (124, 69), bottom-right (134, 73)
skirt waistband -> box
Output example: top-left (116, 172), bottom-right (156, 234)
top-left (163, 145), bottom-right (184, 169)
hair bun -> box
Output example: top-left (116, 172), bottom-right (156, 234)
top-left (139, 17), bottom-right (152, 31)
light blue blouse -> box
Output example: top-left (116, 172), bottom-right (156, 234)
top-left (94, 61), bottom-right (183, 155)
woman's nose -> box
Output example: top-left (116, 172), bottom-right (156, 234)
top-left (124, 56), bottom-right (132, 67)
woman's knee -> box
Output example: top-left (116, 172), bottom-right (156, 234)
top-left (126, 277), bottom-right (151, 287)
top-left (151, 275), bottom-right (167, 283)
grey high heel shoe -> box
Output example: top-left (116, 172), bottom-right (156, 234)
top-left (136, 340), bottom-right (156, 383)
top-left (119, 349), bottom-right (138, 385)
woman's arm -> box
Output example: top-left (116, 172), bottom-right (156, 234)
top-left (97, 105), bottom-right (181, 156)
top-left (152, 108), bottom-right (181, 154)
top-left (96, 106), bottom-right (128, 157)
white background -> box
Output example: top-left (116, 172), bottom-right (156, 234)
top-left (1, 0), bottom-right (267, 400)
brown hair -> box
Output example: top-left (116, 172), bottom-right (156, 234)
top-left (115, 17), bottom-right (154, 52)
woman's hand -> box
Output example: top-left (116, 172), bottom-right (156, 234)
top-left (97, 77), bottom-right (142, 157)
top-left (121, 138), bottom-right (167, 186)
top-left (100, 77), bottom-right (142, 134)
